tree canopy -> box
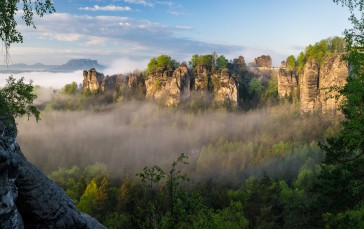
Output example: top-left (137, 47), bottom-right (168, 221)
top-left (317, 0), bottom-right (364, 224)
top-left (0, 1), bottom-right (54, 122)
top-left (147, 54), bottom-right (179, 74)
top-left (0, 0), bottom-right (55, 58)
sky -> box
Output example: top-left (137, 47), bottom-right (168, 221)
top-left (5, 0), bottom-right (353, 70)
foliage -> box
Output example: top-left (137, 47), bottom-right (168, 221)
top-left (316, 0), bottom-right (364, 225)
top-left (0, 76), bottom-right (40, 124)
top-left (147, 54), bottom-right (179, 74)
top-left (248, 77), bottom-right (263, 100)
top-left (216, 55), bottom-right (228, 71)
top-left (62, 82), bottom-right (79, 95)
top-left (286, 55), bottom-right (296, 74)
top-left (0, 0), bottom-right (55, 56)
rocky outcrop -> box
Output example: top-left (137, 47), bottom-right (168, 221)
top-left (82, 68), bottom-right (146, 99)
top-left (231, 56), bottom-right (246, 73)
top-left (255, 55), bottom-right (272, 68)
top-left (277, 62), bottom-right (298, 98)
top-left (279, 54), bottom-right (348, 113)
top-left (83, 68), bottom-right (105, 92)
top-left (194, 65), bottom-right (210, 91)
top-left (300, 60), bottom-right (321, 112)
top-left (0, 115), bottom-right (104, 228)
top-left (145, 64), bottom-right (193, 106)
top-left (319, 55), bottom-right (348, 113)
top-left (144, 64), bottom-right (238, 107)
top-left (213, 69), bottom-right (238, 107)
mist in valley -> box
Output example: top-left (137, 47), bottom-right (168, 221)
top-left (15, 100), bottom-right (335, 183)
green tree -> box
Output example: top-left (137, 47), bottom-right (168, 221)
top-left (0, 0), bottom-right (55, 127)
top-left (286, 55), bottom-right (296, 75)
top-left (189, 54), bottom-right (199, 69)
top-left (147, 54), bottom-right (178, 74)
top-left (0, 76), bottom-right (40, 127)
top-left (248, 77), bottom-right (263, 98)
top-left (296, 52), bottom-right (305, 73)
top-left (317, 0), bottom-right (364, 220)
top-left (0, 0), bottom-right (55, 57)
top-left (216, 55), bottom-right (228, 71)
top-left (62, 82), bottom-right (78, 95)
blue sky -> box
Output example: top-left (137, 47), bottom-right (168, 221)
top-left (9, 0), bottom-right (352, 69)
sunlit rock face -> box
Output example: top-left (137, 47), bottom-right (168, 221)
top-left (277, 62), bottom-right (298, 98)
top-left (145, 64), bottom-right (193, 106)
top-left (83, 68), bottom-right (105, 92)
top-left (213, 69), bottom-right (238, 107)
top-left (298, 54), bottom-right (348, 113)
top-left (194, 65), bottom-right (209, 91)
top-left (0, 115), bottom-right (105, 228)
top-left (300, 60), bottom-right (321, 112)
top-left (319, 54), bottom-right (348, 114)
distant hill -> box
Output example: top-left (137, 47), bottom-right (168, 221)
top-left (49, 59), bottom-right (105, 72)
top-left (0, 59), bottom-right (105, 73)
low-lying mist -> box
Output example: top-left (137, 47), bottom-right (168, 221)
top-left (16, 102), bottom-right (336, 182)
top-left (0, 71), bottom-right (82, 88)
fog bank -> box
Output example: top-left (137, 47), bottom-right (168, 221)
top-left (16, 102), bottom-right (330, 178)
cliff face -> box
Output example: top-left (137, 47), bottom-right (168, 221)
top-left (82, 68), bottom-right (146, 99)
top-left (277, 62), bottom-right (298, 97)
top-left (213, 69), bottom-right (238, 107)
top-left (144, 64), bottom-right (238, 106)
top-left (278, 54), bottom-right (348, 113)
top-left (319, 55), bottom-right (348, 113)
top-left (0, 115), bottom-right (104, 228)
top-left (300, 60), bottom-right (321, 112)
top-left (145, 64), bottom-right (193, 106)
top-left (83, 68), bottom-right (105, 92)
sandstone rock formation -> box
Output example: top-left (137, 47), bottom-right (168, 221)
top-left (82, 68), bottom-right (146, 99)
top-left (83, 68), bottom-right (105, 92)
top-left (231, 56), bottom-right (246, 73)
top-left (278, 54), bottom-right (348, 113)
top-left (0, 115), bottom-right (104, 228)
top-left (300, 60), bottom-right (321, 112)
top-left (255, 55), bottom-right (272, 68)
top-left (277, 62), bottom-right (298, 98)
top-left (213, 69), bottom-right (238, 107)
top-left (145, 64), bottom-right (193, 106)
top-left (143, 63), bottom-right (238, 107)
top-left (193, 65), bottom-right (210, 91)
top-left (319, 54), bottom-right (348, 113)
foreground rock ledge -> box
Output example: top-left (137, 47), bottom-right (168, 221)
top-left (0, 116), bottom-right (105, 228)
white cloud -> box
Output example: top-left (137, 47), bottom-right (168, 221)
top-left (124, 0), bottom-right (154, 7)
top-left (13, 13), bottom-right (270, 66)
top-left (80, 5), bottom-right (132, 11)
top-left (103, 58), bottom-right (149, 75)
top-left (53, 33), bottom-right (83, 42)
